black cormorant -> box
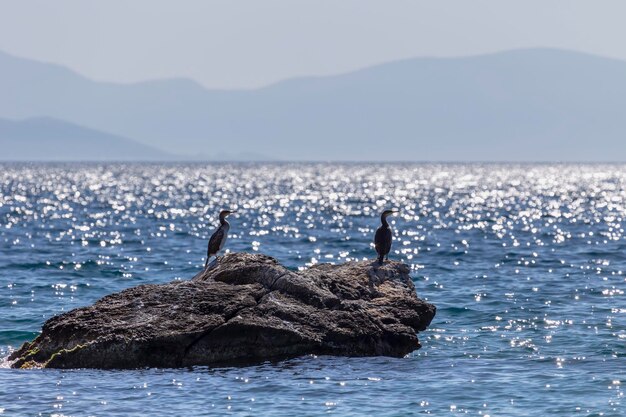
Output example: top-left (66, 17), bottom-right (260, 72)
top-left (374, 209), bottom-right (399, 265)
top-left (205, 209), bottom-right (236, 267)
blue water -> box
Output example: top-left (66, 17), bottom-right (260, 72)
top-left (1, 163), bottom-right (625, 416)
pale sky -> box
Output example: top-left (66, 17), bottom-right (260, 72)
top-left (1, 0), bottom-right (625, 89)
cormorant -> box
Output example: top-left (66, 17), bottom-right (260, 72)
top-left (374, 209), bottom-right (399, 265)
top-left (205, 209), bottom-right (236, 267)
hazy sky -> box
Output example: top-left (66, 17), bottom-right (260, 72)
top-left (1, 0), bottom-right (625, 89)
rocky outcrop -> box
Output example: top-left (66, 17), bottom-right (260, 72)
top-left (9, 253), bottom-right (436, 369)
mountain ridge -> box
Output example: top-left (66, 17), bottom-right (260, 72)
top-left (0, 116), bottom-right (175, 161)
top-left (2, 48), bottom-right (626, 161)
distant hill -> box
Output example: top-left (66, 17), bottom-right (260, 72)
top-left (0, 117), bottom-right (174, 161)
top-left (2, 48), bottom-right (626, 161)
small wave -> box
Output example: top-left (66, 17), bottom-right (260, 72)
top-left (0, 330), bottom-right (39, 348)
top-left (0, 357), bottom-right (13, 369)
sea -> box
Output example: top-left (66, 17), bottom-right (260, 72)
top-left (1, 162), bottom-right (625, 416)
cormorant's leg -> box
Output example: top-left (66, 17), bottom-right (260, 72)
top-left (377, 254), bottom-right (384, 265)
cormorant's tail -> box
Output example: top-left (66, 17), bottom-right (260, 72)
top-left (205, 256), bottom-right (218, 269)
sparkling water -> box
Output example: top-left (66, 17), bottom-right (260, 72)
top-left (1, 163), bottom-right (625, 415)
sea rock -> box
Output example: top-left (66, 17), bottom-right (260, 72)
top-left (9, 253), bottom-right (436, 369)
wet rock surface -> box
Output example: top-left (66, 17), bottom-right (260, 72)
top-left (10, 253), bottom-right (436, 369)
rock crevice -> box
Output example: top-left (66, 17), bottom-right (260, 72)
top-left (10, 253), bottom-right (436, 369)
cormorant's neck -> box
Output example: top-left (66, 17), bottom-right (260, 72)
top-left (219, 215), bottom-right (229, 226)
top-left (381, 214), bottom-right (389, 228)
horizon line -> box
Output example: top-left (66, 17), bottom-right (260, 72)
top-left (2, 160), bottom-right (626, 165)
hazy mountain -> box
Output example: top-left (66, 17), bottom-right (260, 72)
top-left (0, 117), bottom-right (174, 161)
top-left (2, 48), bottom-right (626, 161)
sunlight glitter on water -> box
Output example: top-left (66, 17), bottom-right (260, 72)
top-left (2, 163), bottom-right (626, 415)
